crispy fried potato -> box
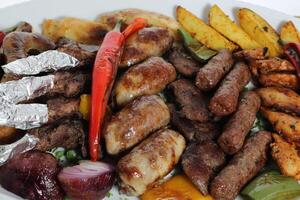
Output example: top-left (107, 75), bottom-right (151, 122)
top-left (0, 126), bottom-right (17, 144)
top-left (250, 57), bottom-right (296, 76)
top-left (209, 5), bottom-right (261, 50)
top-left (280, 21), bottom-right (300, 45)
top-left (233, 47), bottom-right (268, 61)
top-left (97, 8), bottom-right (180, 40)
top-left (271, 134), bottom-right (300, 180)
top-left (176, 6), bottom-right (238, 51)
top-left (42, 17), bottom-right (108, 44)
top-left (238, 8), bottom-right (282, 57)
top-left (258, 73), bottom-right (299, 90)
top-left (257, 87), bottom-right (300, 116)
top-left (260, 107), bottom-right (300, 142)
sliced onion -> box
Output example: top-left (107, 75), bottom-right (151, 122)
top-left (58, 160), bottom-right (115, 200)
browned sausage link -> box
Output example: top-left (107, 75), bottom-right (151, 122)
top-left (218, 91), bottom-right (261, 154)
top-left (209, 62), bottom-right (251, 117)
top-left (47, 97), bottom-right (81, 123)
top-left (169, 79), bottom-right (210, 122)
top-left (182, 141), bottom-right (225, 195)
top-left (210, 131), bottom-right (272, 200)
top-left (195, 49), bottom-right (233, 91)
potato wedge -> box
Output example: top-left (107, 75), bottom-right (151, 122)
top-left (258, 73), bottom-right (299, 91)
top-left (260, 107), bottom-right (300, 142)
top-left (250, 57), bottom-right (295, 77)
top-left (176, 6), bottom-right (238, 51)
top-left (42, 17), bottom-right (108, 44)
top-left (271, 134), bottom-right (300, 180)
top-left (97, 8), bottom-right (180, 40)
top-left (238, 8), bottom-right (282, 57)
top-left (280, 21), bottom-right (300, 44)
top-left (256, 87), bottom-right (300, 116)
top-left (209, 4), bottom-right (261, 50)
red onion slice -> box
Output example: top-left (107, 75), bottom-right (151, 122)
top-left (58, 160), bottom-right (115, 200)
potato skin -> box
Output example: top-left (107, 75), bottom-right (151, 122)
top-left (256, 87), bottom-right (300, 116)
top-left (260, 107), bottom-right (300, 143)
top-left (209, 4), bottom-right (260, 50)
top-left (271, 134), bottom-right (300, 180)
top-left (238, 8), bottom-right (282, 57)
top-left (114, 57), bottom-right (176, 107)
top-left (176, 6), bottom-right (238, 51)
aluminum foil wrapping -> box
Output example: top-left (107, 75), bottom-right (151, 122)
top-left (0, 75), bottom-right (54, 130)
top-left (1, 50), bottom-right (79, 75)
top-left (0, 134), bottom-right (39, 166)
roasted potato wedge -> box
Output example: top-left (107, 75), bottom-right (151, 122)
top-left (256, 87), bottom-right (300, 116)
top-left (0, 126), bottom-right (17, 144)
top-left (250, 57), bottom-right (295, 77)
top-left (271, 134), bottom-right (300, 180)
top-left (176, 6), bottom-right (238, 51)
top-left (258, 73), bottom-right (299, 91)
top-left (260, 107), bottom-right (300, 142)
top-left (42, 17), bottom-right (108, 44)
top-left (209, 5), bottom-right (261, 50)
top-left (238, 8), bottom-right (282, 57)
top-left (280, 21), bottom-right (300, 45)
top-left (97, 8), bottom-right (180, 40)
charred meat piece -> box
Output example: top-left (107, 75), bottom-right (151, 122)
top-left (104, 95), bottom-right (170, 155)
top-left (57, 38), bottom-right (96, 67)
top-left (47, 97), bottom-right (81, 123)
top-left (218, 91), bottom-right (261, 155)
top-left (169, 79), bottom-right (210, 122)
top-left (114, 57), bottom-right (176, 106)
top-left (182, 141), bottom-right (225, 195)
top-left (29, 119), bottom-right (86, 157)
top-left (119, 27), bottom-right (173, 68)
top-left (209, 62), bottom-right (251, 117)
top-left (15, 21), bottom-right (33, 32)
top-left (233, 47), bottom-right (268, 61)
top-left (0, 150), bottom-right (63, 200)
top-left (0, 73), bottom-right (21, 83)
top-left (168, 44), bottom-right (200, 77)
top-left (258, 73), bottom-right (299, 91)
top-left (117, 129), bottom-right (186, 196)
top-left (250, 57), bottom-right (296, 77)
top-left (210, 131), bottom-right (272, 200)
top-left (48, 70), bottom-right (89, 98)
top-left (168, 104), bottom-right (220, 142)
top-left (195, 49), bottom-right (234, 91)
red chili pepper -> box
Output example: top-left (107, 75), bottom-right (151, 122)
top-left (89, 18), bottom-right (147, 161)
top-left (0, 31), bottom-right (5, 47)
top-left (284, 43), bottom-right (300, 78)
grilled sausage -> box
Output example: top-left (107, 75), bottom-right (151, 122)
top-left (233, 47), bottom-right (268, 61)
top-left (119, 27), bottom-right (173, 68)
top-left (117, 129), bottom-right (186, 196)
top-left (195, 49), bottom-right (233, 91)
top-left (182, 141), bottom-right (225, 195)
top-left (114, 57), bottom-right (176, 106)
top-left (104, 95), bottom-right (170, 155)
top-left (210, 131), bottom-right (272, 200)
top-left (209, 62), bottom-right (251, 117)
top-left (169, 79), bottom-right (210, 122)
top-left (218, 91), bottom-right (261, 154)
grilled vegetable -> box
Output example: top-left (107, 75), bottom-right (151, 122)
top-left (256, 87), bottom-right (300, 116)
top-left (242, 170), bottom-right (300, 199)
top-left (284, 43), bottom-right (300, 80)
top-left (209, 4), bottom-right (261, 50)
top-left (260, 107), bottom-right (300, 143)
top-left (280, 21), bottom-right (300, 45)
top-left (97, 8), bottom-right (180, 40)
top-left (178, 28), bottom-right (216, 62)
top-left (79, 94), bottom-right (91, 120)
top-left (42, 17), bottom-right (108, 44)
top-left (176, 6), bottom-right (238, 51)
top-left (141, 175), bottom-right (213, 200)
top-left (58, 160), bottom-right (115, 200)
top-left (238, 8), bottom-right (282, 57)
top-left (271, 134), bottom-right (300, 180)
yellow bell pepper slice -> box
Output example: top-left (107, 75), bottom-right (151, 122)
top-left (79, 94), bottom-right (91, 120)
